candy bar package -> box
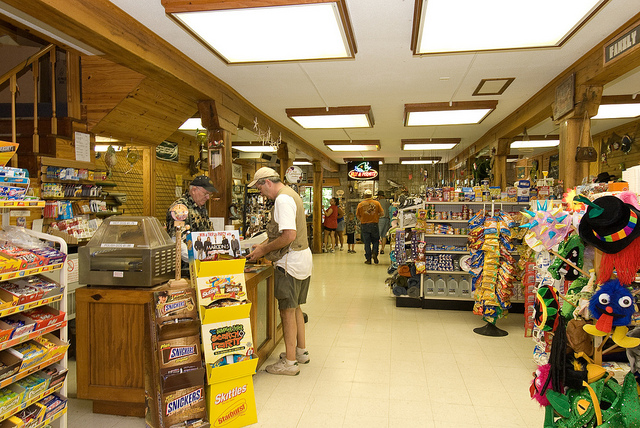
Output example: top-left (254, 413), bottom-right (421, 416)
top-left (37, 363), bottom-right (68, 389)
top-left (160, 369), bottom-right (207, 428)
top-left (21, 307), bottom-right (66, 330)
top-left (158, 334), bottom-right (202, 377)
top-left (153, 286), bottom-right (199, 341)
top-left (38, 393), bottom-right (67, 419)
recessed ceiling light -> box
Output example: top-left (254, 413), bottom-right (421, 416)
top-left (324, 140), bottom-right (380, 151)
top-left (233, 144), bottom-right (278, 153)
top-left (400, 157), bottom-right (441, 165)
top-left (405, 101), bottom-right (497, 126)
top-left (179, 118), bottom-right (203, 130)
top-left (412, 0), bottom-right (606, 54)
top-left (293, 160), bottom-right (313, 166)
top-left (287, 106), bottom-right (374, 129)
top-left (401, 138), bottom-right (460, 150)
top-left (510, 135), bottom-right (560, 149)
top-left (163, 0), bottom-right (357, 63)
top-left (592, 95), bottom-right (640, 119)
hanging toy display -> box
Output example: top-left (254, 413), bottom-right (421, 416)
top-left (104, 144), bottom-right (117, 178)
top-left (577, 195), bottom-right (640, 285)
top-left (548, 235), bottom-right (585, 282)
top-left (395, 229), bottom-right (406, 265)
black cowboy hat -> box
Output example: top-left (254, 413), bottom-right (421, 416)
top-left (578, 195), bottom-right (640, 254)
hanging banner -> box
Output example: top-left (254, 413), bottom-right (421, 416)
top-left (604, 23), bottom-right (640, 66)
top-left (156, 140), bottom-right (179, 162)
top-left (347, 161), bottom-right (379, 181)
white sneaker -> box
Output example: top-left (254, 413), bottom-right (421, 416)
top-left (266, 358), bottom-right (300, 376)
top-left (279, 350), bottom-right (310, 364)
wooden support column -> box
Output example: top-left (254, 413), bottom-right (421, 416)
top-left (312, 161), bottom-right (323, 254)
top-left (142, 146), bottom-right (155, 216)
top-left (66, 51), bottom-right (82, 120)
top-left (559, 85), bottom-right (602, 189)
top-left (32, 61), bottom-right (39, 153)
top-left (559, 118), bottom-right (590, 189)
top-left (492, 138), bottom-right (510, 189)
top-left (10, 75), bottom-right (17, 168)
top-left (198, 100), bottom-right (239, 224)
top-left (277, 143), bottom-right (294, 179)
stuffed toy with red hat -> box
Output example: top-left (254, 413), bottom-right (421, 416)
top-left (577, 195), bottom-right (640, 285)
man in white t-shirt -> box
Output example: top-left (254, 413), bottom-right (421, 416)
top-left (246, 167), bottom-right (312, 376)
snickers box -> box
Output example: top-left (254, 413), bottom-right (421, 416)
top-left (153, 286), bottom-right (199, 340)
top-left (161, 368), bottom-right (207, 428)
top-left (158, 334), bottom-right (202, 377)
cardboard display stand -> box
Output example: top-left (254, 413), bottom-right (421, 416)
top-left (145, 283), bottom-right (209, 428)
top-left (193, 258), bottom-right (258, 428)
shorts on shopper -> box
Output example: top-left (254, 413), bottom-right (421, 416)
top-left (275, 266), bottom-right (310, 310)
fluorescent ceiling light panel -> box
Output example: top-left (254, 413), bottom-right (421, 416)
top-left (293, 161), bottom-right (313, 165)
top-left (95, 136), bottom-right (120, 143)
top-left (413, 0), bottom-right (605, 54)
top-left (233, 145), bottom-right (278, 153)
top-left (400, 157), bottom-right (440, 165)
top-left (510, 140), bottom-right (560, 149)
top-left (167, 1), bottom-right (356, 63)
top-left (287, 106), bottom-right (373, 129)
top-left (324, 140), bottom-right (380, 152)
top-left (592, 104), bottom-right (640, 119)
top-left (405, 101), bottom-right (497, 126)
top-left (179, 118), bottom-right (203, 130)
top-left (402, 139), bottom-right (459, 150)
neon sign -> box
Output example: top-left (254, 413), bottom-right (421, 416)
top-left (347, 161), bottom-right (379, 181)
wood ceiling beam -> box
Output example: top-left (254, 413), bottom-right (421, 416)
top-left (469, 11), bottom-right (640, 155)
top-left (2, 0), bottom-right (338, 172)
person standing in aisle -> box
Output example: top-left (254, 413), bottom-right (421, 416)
top-left (335, 201), bottom-right (346, 251)
top-left (356, 189), bottom-right (384, 264)
top-left (166, 175), bottom-right (216, 268)
top-left (322, 197), bottom-right (339, 252)
top-left (377, 191), bottom-right (391, 254)
top-left (345, 211), bottom-right (358, 253)
top-left (246, 167), bottom-right (312, 376)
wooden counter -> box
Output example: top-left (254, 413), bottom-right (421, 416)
top-left (75, 265), bottom-right (279, 417)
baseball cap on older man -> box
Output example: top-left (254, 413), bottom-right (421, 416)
top-left (249, 167), bottom-right (280, 187)
top-left (190, 175), bottom-right (217, 193)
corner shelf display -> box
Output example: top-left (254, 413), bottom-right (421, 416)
top-left (393, 200), bottom-right (526, 309)
top-left (38, 158), bottom-right (123, 243)
top-left (0, 228), bottom-right (69, 428)
top-left (243, 187), bottom-right (273, 239)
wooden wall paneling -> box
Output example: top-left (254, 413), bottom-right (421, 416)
top-left (101, 147), bottom-right (144, 216)
top-left (595, 119), bottom-right (640, 179)
top-left (208, 129), bottom-right (232, 221)
top-left (154, 134), bottom-right (199, 224)
top-left (81, 56), bottom-right (146, 130)
top-left (142, 146), bottom-right (155, 216)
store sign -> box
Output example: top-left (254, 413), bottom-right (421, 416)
top-left (156, 140), bottom-right (179, 162)
top-left (604, 23), bottom-right (640, 65)
top-left (347, 161), bottom-right (379, 181)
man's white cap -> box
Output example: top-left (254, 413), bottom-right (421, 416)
top-left (364, 189), bottom-right (373, 197)
top-left (248, 167), bottom-right (280, 187)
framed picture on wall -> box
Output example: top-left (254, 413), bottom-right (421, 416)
top-left (553, 73), bottom-right (574, 121)
top-left (548, 154), bottom-right (560, 179)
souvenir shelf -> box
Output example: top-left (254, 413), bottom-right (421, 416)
top-left (0, 226), bottom-right (68, 428)
top-left (394, 200), bottom-right (525, 310)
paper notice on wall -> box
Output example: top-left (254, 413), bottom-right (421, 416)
top-left (75, 132), bottom-right (91, 162)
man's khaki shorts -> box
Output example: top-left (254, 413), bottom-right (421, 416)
top-left (274, 266), bottom-right (310, 310)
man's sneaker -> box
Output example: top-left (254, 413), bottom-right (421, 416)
top-left (373, 254), bottom-right (379, 264)
top-left (365, 259), bottom-right (372, 264)
top-left (279, 350), bottom-right (310, 364)
top-left (266, 359), bottom-right (299, 376)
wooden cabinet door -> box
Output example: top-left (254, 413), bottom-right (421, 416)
top-left (76, 286), bottom-right (152, 417)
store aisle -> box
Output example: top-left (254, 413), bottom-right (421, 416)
top-left (252, 245), bottom-right (545, 428)
top-left (63, 245), bottom-right (544, 427)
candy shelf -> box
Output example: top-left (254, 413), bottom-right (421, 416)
top-left (0, 353), bottom-right (65, 389)
top-left (423, 234), bottom-right (469, 238)
top-left (0, 228), bottom-right (68, 428)
top-left (0, 294), bottom-right (62, 318)
top-left (0, 382), bottom-right (63, 423)
top-left (0, 263), bottom-right (63, 282)
top-left (0, 321), bottom-right (67, 352)
top-left (423, 270), bottom-right (470, 275)
top-left (426, 219), bottom-right (469, 223)
top-left (0, 200), bottom-right (45, 208)
top-left (423, 250), bottom-right (468, 255)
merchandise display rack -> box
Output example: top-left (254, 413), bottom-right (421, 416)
top-left (0, 209), bottom-right (68, 428)
top-left (394, 199), bottom-right (526, 311)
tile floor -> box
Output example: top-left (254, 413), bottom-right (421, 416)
top-left (65, 245), bottom-right (545, 427)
